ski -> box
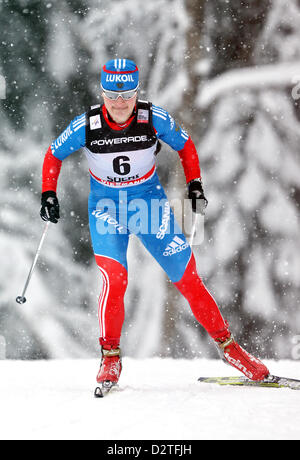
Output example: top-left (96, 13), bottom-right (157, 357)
top-left (94, 381), bottom-right (119, 398)
top-left (198, 375), bottom-right (300, 390)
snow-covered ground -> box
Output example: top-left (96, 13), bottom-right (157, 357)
top-left (1, 358), bottom-right (300, 440)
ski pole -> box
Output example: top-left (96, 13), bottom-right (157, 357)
top-left (16, 221), bottom-right (51, 304)
top-left (189, 213), bottom-right (198, 247)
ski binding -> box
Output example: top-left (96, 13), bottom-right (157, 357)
top-left (94, 381), bottom-right (118, 398)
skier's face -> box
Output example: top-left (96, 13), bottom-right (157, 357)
top-left (103, 93), bottom-right (137, 124)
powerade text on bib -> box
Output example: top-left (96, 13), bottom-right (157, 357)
top-left (84, 101), bottom-right (158, 187)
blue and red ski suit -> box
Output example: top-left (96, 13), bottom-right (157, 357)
top-left (42, 101), bottom-right (228, 348)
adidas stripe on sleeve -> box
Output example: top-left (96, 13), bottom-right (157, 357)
top-left (152, 105), bottom-right (189, 151)
top-left (50, 113), bottom-right (87, 161)
top-left (152, 105), bottom-right (201, 183)
top-left (42, 113), bottom-right (87, 192)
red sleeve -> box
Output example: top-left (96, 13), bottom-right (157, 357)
top-left (42, 147), bottom-right (62, 193)
top-left (178, 137), bottom-right (201, 183)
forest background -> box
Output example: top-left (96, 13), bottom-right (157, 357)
top-left (0, 0), bottom-right (299, 361)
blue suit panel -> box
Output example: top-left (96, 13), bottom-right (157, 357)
top-left (88, 173), bottom-right (191, 283)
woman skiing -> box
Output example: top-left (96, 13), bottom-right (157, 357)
top-left (41, 59), bottom-right (269, 389)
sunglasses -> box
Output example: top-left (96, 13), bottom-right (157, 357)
top-left (101, 85), bottom-right (139, 100)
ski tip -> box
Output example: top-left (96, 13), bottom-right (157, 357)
top-left (94, 387), bottom-right (104, 398)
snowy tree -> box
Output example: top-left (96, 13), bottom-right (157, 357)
top-left (193, 0), bottom-right (300, 358)
top-left (0, 0), bottom-right (98, 359)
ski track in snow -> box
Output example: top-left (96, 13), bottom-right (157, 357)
top-left (0, 358), bottom-right (300, 440)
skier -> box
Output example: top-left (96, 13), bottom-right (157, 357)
top-left (40, 59), bottom-right (269, 388)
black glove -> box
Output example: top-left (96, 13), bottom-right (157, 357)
top-left (188, 179), bottom-right (208, 215)
top-left (40, 191), bottom-right (60, 223)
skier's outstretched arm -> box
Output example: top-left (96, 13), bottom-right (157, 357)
top-left (152, 105), bottom-right (208, 214)
top-left (40, 114), bottom-right (86, 223)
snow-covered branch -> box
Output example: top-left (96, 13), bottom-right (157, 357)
top-left (198, 62), bottom-right (300, 108)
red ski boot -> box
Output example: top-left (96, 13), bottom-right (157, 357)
top-left (215, 334), bottom-right (269, 382)
top-left (96, 347), bottom-right (122, 386)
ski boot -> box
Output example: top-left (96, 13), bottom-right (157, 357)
top-left (215, 332), bottom-right (269, 382)
top-left (96, 346), bottom-right (122, 389)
